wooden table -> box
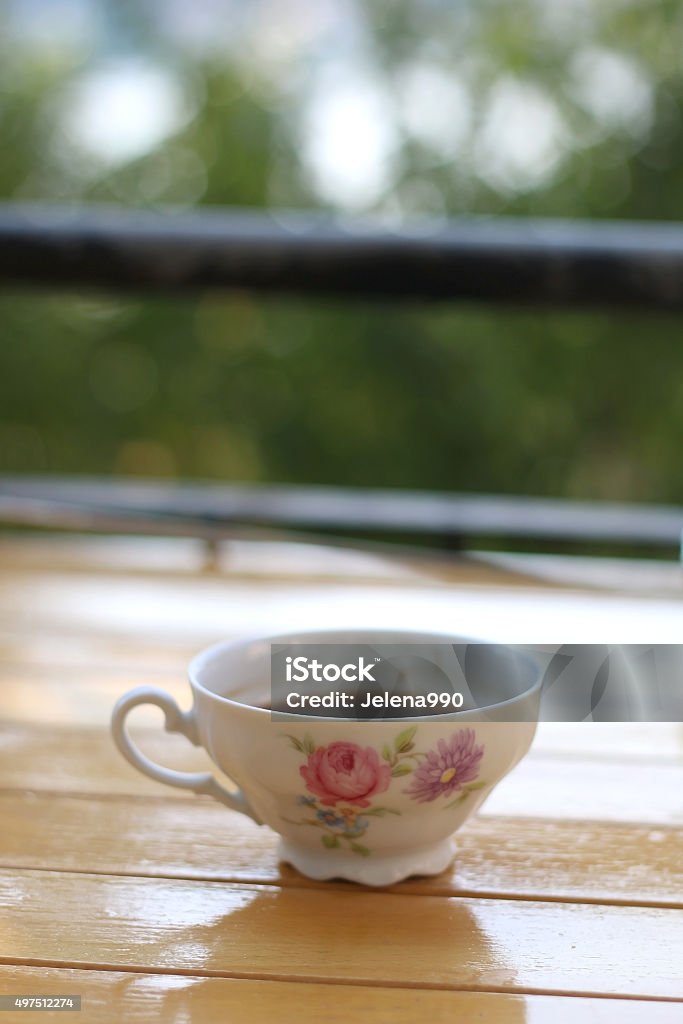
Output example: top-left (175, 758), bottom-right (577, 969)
top-left (1, 534), bottom-right (682, 1022)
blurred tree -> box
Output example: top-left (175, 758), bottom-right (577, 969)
top-left (1, 0), bottom-right (683, 507)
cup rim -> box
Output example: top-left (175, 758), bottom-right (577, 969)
top-left (188, 628), bottom-right (544, 723)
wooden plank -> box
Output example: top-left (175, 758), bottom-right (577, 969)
top-left (0, 535), bottom-right (213, 576)
top-left (0, 633), bottom-right (193, 674)
top-left (3, 560), bottom-right (683, 648)
top-left (1, 670), bottom-right (681, 763)
top-left (483, 550), bottom-right (683, 598)
top-left (2, 722), bottom-right (682, 824)
top-left (0, 792), bottom-right (681, 908)
top-left (484, 754), bottom-right (683, 824)
top-left (0, 674), bottom-right (191, 728)
top-left (5, 532), bottom-right (683, 599)
top-left (0, 534), bottom-right (478, 587)
top-left (531, 722), bottom-right (683, 763)
top-left (1, 869), bottom-right (682, 998)
top-left (1, 967), bottom-right (680, 1024)
top-left (2, 673), bottom-right (681, 765)
top-left (0, 724), bottom-right (210, 798)
top-left (3, 533), bottom-right (683, 599)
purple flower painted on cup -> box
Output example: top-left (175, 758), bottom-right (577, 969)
top-left (404, 728), bottom-right (484, 803)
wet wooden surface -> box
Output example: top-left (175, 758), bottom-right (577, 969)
top-left (1, 534), bottom-right (682, 1021)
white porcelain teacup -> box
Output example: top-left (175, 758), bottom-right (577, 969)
top-left (111, 629), bottom-right (542, 886)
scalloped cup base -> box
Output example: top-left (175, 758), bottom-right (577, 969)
top-left (278, 836), bottom-right (456, 887)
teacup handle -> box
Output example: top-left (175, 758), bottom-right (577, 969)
top-left (111, 686), bottom-right (259, 822)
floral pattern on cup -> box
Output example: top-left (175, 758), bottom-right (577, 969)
top-left (300, 740), bottom-right (391, 807)
top-left (283, 727), bottom-right (487, 856)
top-left (402, 729), bottom-right (486, 808)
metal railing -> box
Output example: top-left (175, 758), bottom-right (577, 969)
top-left (2, 201), bottom-right (683, 555)
top-left (3, 202), bottom-right (683, 308)
top-left (0, 476), bottom-right (682, 556)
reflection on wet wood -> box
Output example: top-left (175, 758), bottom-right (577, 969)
top-left (0, 792), bottom-right (681, 908)
top-left (1, 869), bottom-right (682, 999)
top-left (1, 967), bottom-right (680, 1024)
top-left (2, 534), bottom-right (682, 1019)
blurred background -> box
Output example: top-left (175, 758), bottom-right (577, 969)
top-left (2, 0), bottom-right (683, 509)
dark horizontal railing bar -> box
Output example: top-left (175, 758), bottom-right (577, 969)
top-left (4, 203), bottom-right (683, 308)
top-left (1, 477), bottom-right (682, 550)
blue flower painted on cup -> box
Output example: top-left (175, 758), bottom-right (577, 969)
top-left (297, 795), bottom-right (317, 808)
top-left (316, 808), bottom-right (346, 828)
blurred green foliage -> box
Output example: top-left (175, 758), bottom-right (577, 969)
top-left (2, 0), bottom-right (683, 502)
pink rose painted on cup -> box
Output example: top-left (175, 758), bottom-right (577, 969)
top-left (300, 741), bottom-right (391, 807)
